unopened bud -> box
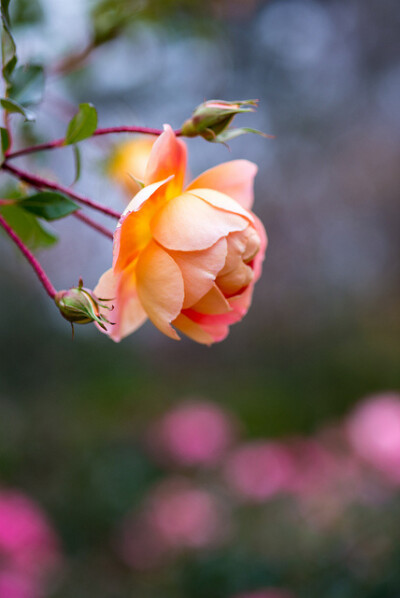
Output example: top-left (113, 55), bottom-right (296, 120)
top-left (181, 99), bottom-right (258, 141)
top-left (54, 279), bottom-right (113, 331)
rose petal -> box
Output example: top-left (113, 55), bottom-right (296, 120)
top-left (187, 160), bottom-right (257, 210)
top-left (181, 310), bottom-right (231, 343)
top-left (94, 267), bottom-right (147, 342)
top-left (216, 260), bottom-right (254, 297)
top-left (190, 284), bottom-right (231, 315)
top-left (152, 192), bottom-right (247, 251)
top-left (172, 314), bottom-right (215, 345)
top-left (169, 238), bottom-right (227, 308)
top-left (136, 241), bottom-right (184, 339)
top-left (189, 188), bottom-right (254, 224)
top-left (144, 124), bottom-right (187, 198)
top-left (113, 178), bottom-right (172, 273)
top-left (251, 214), bottom-right (268, 281)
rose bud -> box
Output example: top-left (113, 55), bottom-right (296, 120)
top-left (55, 279), bottom-right (113, 331)
top-left (181, 99), bottom-right (270, 143)
top-left (95, 125), bottom-right (267, 344)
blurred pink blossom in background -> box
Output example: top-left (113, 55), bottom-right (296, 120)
top-left (117, 477), bottom-right (229, 570)
top-left (148, 400), bottom-right (235, 467)
top-left (147, 478), bottom-right (227, 548)
top-left (346, 393), bottom-right (400, 483)
top-left (0, 490), bottom-right (61, 598)
top-left (224, 441), bottom-right (295, 502)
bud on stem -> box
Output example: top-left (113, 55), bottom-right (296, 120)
top-left (54, 278), bottom-right (113, 332)
top-left (181, 99), bottom-right (268, 143)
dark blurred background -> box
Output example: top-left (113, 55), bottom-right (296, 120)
top-left (0, 0), bottom-right (399, 597)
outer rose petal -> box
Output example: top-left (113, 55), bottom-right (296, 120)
top-left (169, 238), bottom-right (227, 308)
top-left (190, 284), bottom-right (231, 315)
top-left (251, 214), bottom-right (268, 282)
top-left (189, 188), bottom-right (254, 224)
top-left (113, 177), bottom-right (172, 273)
top-left (144, 124), bottom-right (187, 198)
top-left (152, 192), bottom-right (248, 251)
top-left (172, 314), bottom-right (215, 345)
top-left (186, 160), bottom-right (257, 210)
top-left (136, 241), bottom-right (184, 340)
top-left (94, 268), bottom-right (147, 342)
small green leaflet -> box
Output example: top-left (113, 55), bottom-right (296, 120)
top-left (1, 0), bottom-right (17, 84)
top-left (65, 103), bottom-right (98, 145)
top-left (0, 126), bottom-right (10, 164)
top-left (0, 203), bottom-right (57, 249)
top-left (0, 97), bottom-right (35, 121)
top-left (18, 192), bottom-right (79, 221)
top-left (71, 145), bottom-right (81, 184)
top-left (8, 64), bottom-right (44, 106)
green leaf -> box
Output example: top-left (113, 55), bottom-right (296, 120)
top-left (213, 127), bottom-right (273, 144)
top-left (0, 126), bottom-right (9, 164)
top-left (0, 203), bottom-right (57, 249)
top-left (0, 97), bottom-right (35, 120)
top-left (65, 103), bottom-right (97, 145)
top-left (10, 0), bottom-right (44, 26)
top-left (1, 0), bottom-right (17, 83)
top-left (72, 144), bottom-right (81, 184)
top-left (18, 191), bottom-right (79, 221)
top-left (8, 64), bottom-right (44, 106)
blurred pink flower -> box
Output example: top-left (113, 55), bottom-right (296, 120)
top-left (286, 437), bottom-right (359, 497)
top-left (0, 490), bottom-right (61, 598)
top-left (232, 590), bottom-right (295, 598)
top-left (0, 571), bottom-right (38, 598)
top-left (224, 441), bottom-right (295, 502)
top-left (346, 392), bottom-right (400, 483)
top-left (117, 478), bottom-right (228, 569)
top-left (148, 400), bottom-right (235, 467)
top-left (147, 478), bottom-right (227, 548)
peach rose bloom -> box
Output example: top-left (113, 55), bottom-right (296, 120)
top-left (108, 136), bottom-right (156, 197)
top-left (95, 124), bottom-right (267, 344)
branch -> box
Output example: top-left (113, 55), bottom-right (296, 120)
top-left (2, 163), bottom-right (121, 219)
top-left (73, 211), bottom-right (114, 240)
top-left (5, 127), bottom-right (183, 160)
top-left (0, 213), bottom-right (57, 299)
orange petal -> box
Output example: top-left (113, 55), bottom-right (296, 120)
top-left (169, 238), bottom-right (227, 308)
top-left (144, 124), bottom-right (187, 199)
top-left (113, 177), bottom-right (171, 273)
top-left (189, 188), bottom-right (254, 224)
top-left (216, 260), bottom-right (254, 297)
top-left (172, 313), bottom-right (214, 345)
top-left (152, 192), bottom-right (248, 251)
top-left (251, 214), bottom-right (268, 282)
top-left (94, 267), bottom-right (147, 342)
top-left (135, 241), bottom-right (184, 340)
top-left (186, 160), bottom-right (257, 210)
top-left (180, 310), bottom-right (231, 343)
top-left (190, 284), bottom-right (231, 315)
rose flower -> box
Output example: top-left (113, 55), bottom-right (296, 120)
top-left (95, 125), bottom-right (267, 344)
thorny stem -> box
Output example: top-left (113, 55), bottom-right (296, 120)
top-left (0, 213), bottom-right (57, 298)
top-left (5, 126), bottom-right (182, 160)
top-left (2, 162), bottom-right (121, 219)
top-left (73, 211), bottom-right (114, 240)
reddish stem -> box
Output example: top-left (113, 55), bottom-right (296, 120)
top-left (0, 213), bottom-right (57, 298)
top-left (2, 162), bottom-right (121, 219)
top-left (6, 126), bottom-right (182, 160)
top-left (73, 211), bottom-right (114, 240)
